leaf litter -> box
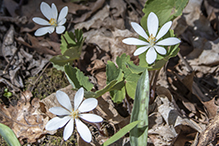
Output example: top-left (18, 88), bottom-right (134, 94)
top-left (1, 0), bottom-right (219, 145)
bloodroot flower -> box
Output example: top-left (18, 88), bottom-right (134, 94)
top-left (45, 88), bottom-right (103, 143)
top-left (122, 12), bottom-right (181, 64)
top-left (32, 2), bottom-right (68, 36)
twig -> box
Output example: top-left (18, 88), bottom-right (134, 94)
top-left (178, 52), bottom-right (193, 72)
top-left (149, 69), bottom-right (160, 104)
top-left (3, 44), bottom-right (21, 74)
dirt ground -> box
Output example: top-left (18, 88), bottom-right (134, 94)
top-left (1, 0), bottom-right (219, 145)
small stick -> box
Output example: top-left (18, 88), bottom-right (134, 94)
top-left (3, 45), bottom-right (21, 74)
top-left (178, 52), bottom-right (193, 72)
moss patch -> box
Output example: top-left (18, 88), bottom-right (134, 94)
top-left (25, 68), bottom-right (69, 99)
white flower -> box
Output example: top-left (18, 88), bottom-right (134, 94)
top-left (45, 88), bottom-right (103, 143)
top-left (32, 2), bottom-right (68, 36)
top-left (122, 12), bottom-right (181, 64)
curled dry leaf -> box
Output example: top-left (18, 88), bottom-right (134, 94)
top-left (73, 0), bottom-right (105, 23)
top-left (175, 72), bottom-right (217, 118)
top-left (148, 94), bottom-right (203, 146)
top-left (197, 113), bottom-right (219, 146)
top-left (0, 90), bottom-right (49, 143)
top-left (75, 5), bottom-right (110, 30)
top-left (84, 28), bottom-right (137, 62)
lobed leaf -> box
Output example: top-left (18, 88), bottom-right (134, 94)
top-left (64, 65), bottom-right (93, 91)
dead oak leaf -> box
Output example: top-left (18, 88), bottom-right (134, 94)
top-left (0, 91), bottom-right (49, 144)
top-left (16, 34), bottom-right (59, 55)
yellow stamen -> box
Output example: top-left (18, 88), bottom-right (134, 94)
top-left (70, 110), bottom-right (79, 119)
top-left (147, 34), bottom-right (156, 46)
top-left (49, 18), bottom-right (57, 26)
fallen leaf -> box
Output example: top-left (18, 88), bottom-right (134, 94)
top-left (73, 0), bottom-right (105, 23)
top-left (75, 5), bottom-right (110, 30)
top-left (0, 90), bottom-right (49, 143)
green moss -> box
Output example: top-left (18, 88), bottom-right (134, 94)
top-left (25, 68), bottom-right (69, 99)
top-left (0, 136), bottom-right (8, 146)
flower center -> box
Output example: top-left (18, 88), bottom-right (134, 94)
top-left (70, 110), bottom-right (79, 119)
top-left (147, 34), bottom-right (156, 46)
top-left (49, 18), bottom-right (57, 26)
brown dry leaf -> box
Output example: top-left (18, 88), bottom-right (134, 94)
top-left (197, 113), bottom-right (219, 146)
top-left (75, 5), bottom-right (110, 30)
top-left (2, 25), bottom-right (17, 63)
top-left (84, 28), bottom-right (137, 62)
top-left (4, 0), bottom-right (88, 19)
top-left (73, 0), bottom-right (105, 23)
top-left (175, 72), bottom-right (217, 118)
top-left (182, 0), bottom-right (216, 40)
top-left (148, 95), bottom-right (203, 146)
top-left (0, 90), bottom-right (49, 143)
top-left (17, 34), bottom-right (58, 55)
top-left (1, 25), bottom-right (24, 87)
top-left (110, 0), bottom-right (126, 17)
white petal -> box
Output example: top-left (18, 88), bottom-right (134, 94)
top-left (63, 118), bottom-right (74, 141)
top-left (56, 25), bottom-right (65, 34)
top-left (58, 6), bottom-right (68, 22)
top-left (74, 88), bottom-right (84, 110)
top-left (34, 26), bottom-right (54, 36)
top-left (78, 98), bottom-right (97, 113)
top-left (80, 114), bottom-right (103, 123)
top-left (49, 107), bottom-right (70, 116)
top-left (40, 2), bottom-right (53, 20)
top-left (122, 38), bottom-right (149, 45)
top-left (45, 116), bottom-right (71, 131)
top-left (47, 26), bottom-right (55, 34)
top-left (32, 17), bottom-right (50, 25)
top-left (154, 45), bottom-right (166, 55)
top-left (58, 18), bottom-right (66, 25)
top-left (131, 22), bottom-right (148, 40)
top-left (133, 46), bottom-right (150, 56)
top-left (156, 37), bottom-right (181, 46)
top-left (147, 12), bottom-right (159, 37)
top-left (56, 90), bottom-right (73, 112)
top-left (75, 119), bottom-right (92, 143)
top-left (156, 21), bottom-right (172, 41)
top-left (51, 3), bottom-right (58, 20)
top-left (146, 47), bottom-right (157, 64)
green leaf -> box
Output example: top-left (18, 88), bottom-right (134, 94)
top-left (116, 54), bottom-right (132, 78)
top-left (106, 60), bottom-right (127, 103)
top-left (0, 123), bottom-right (21, 146)
top-left (126, 62), bottom-right (145, 74)
top-left (64, 65), bottom-right (93, 91)
top-left (102, 121), bottom-right (140, 146)
top-left (60, 30), bottom-right (84, 55)
top-left (94, 80), bottom-right (117, 98)
top-left (106, 61), bottom-right (121, 84)
top-left (64, 65), bottom-right (80, 88)
top-left (76, 68), bottom-right (94, 91)
top-left (142, 0), bottom-right (189, 26)
top-left (109, 70), bottom-right (125, 103)
top-left (125, 73), bottom-right (140, 99)
top-left (51, 30), bottom-right (84, 71)
top-left (130, 69), bottom-right (149, 146)
top-left (50, 50), bottom-right (80, 71)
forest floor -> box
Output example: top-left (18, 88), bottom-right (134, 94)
top-left (1, 0), bottom-right (219, 145)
